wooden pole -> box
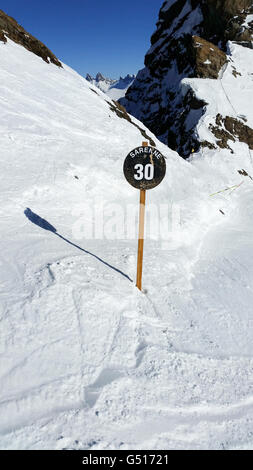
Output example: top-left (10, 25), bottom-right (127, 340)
top-left (136, 141), bottom-right (148, 291)
top-left (136, 189), bottom-right (146, 290)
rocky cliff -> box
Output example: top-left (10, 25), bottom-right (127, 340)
top-left (0, 9), bottom-right (62, 67)
top-left (120, 0), bottom-right (253, 157)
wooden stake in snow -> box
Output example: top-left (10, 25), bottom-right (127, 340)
top-left (136, 143), bottom-right (148, 291)
top-left (123, 141), bottom-right (166, 291)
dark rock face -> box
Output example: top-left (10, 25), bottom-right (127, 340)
top-left (0, 9), bottom-right (62, 67)
top-left (209, 114), bottom-right (253, 151)
top-left (120, 0), bottom-right (253, 157)
top-left (0, 29), bottom-right (7, 43)
top-left (192, 36), bottom-right (227, 78)
top-left (202, 0), bottom-right (253, 45)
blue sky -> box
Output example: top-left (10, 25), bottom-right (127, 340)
top-left (1, 0), bottom-right (162, 78)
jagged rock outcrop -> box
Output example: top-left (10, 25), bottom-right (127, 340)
top-left (0, 9), bottom-right (62, 67)
top-left (202, 0), bottom-right (253, 46)
top-left (120, 0), bottom-right (253, 157)
top-left (192, 36), bottom-right (227, 78)
top-left (209, 114), bottom-right (253, 151)
top-left (86, 72), bottom-right (117, 90)
top-left (106, 100), bottom-right (156, 146)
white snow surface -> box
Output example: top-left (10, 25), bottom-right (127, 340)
top-left (242, 14), bottom-right (253, 29)
top-left (1, 39), bottom-right (253, 450)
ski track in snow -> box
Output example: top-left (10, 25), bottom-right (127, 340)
top-left (1, 39), bottom-right (253, 449)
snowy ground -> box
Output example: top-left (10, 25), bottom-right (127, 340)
top-left (1, 39), bottom-right (253, 450)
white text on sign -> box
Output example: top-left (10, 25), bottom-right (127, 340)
top-left (134, 164), bottom-right (154, 181)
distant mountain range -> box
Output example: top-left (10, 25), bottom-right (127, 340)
top-left (86, 72), bottom-right (135, 100)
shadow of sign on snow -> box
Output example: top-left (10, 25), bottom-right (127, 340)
top-left (24, 208), bottom-right (133, 282)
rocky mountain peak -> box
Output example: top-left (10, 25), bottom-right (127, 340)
top-left (95, 72), bottom-right (107, 82)
top-left (86, 72), bottom-right (116, 87)
top-left (0, 9), bottom-right (62, 67)
top-left (86, 73), bottom-right (93, 82)
top-left (120, 0), bottom-right (253, 157)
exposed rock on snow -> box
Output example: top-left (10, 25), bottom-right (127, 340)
top-left (0, 9), bottom-right (62, 67)
top-left (209, 113), bottom-right (253, 151)
top-left (192, 36), bottom-right (227, 79)
top-left (106, 100), bottom-right (156, 146)
top-left (121, 0), bottom-right (253, 157)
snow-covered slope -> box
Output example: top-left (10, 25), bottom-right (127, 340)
top-left (86, 73), bottom-right (135, 100)
top-left (1, 36), bottom-right (253, 451)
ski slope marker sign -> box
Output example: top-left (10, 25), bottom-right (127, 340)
top-left (123, 143), bottom-right (166, 291)
top-left (123, 145), bottom-right (166, 190)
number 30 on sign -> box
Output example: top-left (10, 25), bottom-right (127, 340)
top-left (123, 143), bottom-right (166, 291)
top-left (134, 163), bottom-right (154, 181)
top-left (123, 145), bottom-right (166, 190)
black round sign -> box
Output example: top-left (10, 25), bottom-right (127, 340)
top-left (123, 146), bottom-right (166, 190)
